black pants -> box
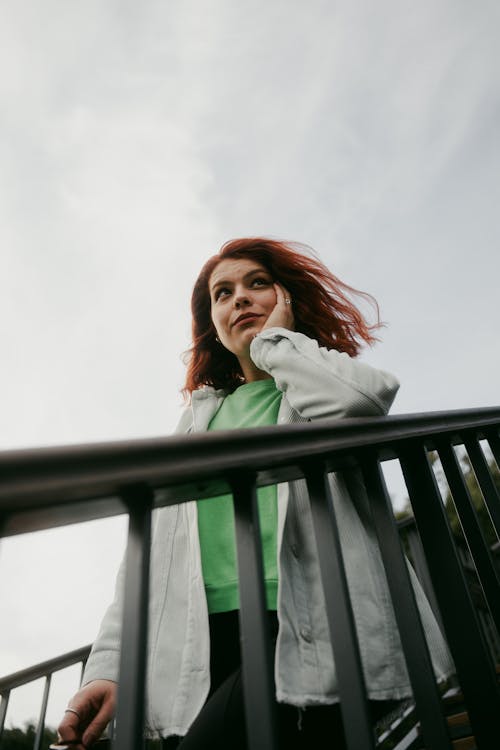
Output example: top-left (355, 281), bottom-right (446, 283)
top-left (163, 611), bottom-right (400, 750)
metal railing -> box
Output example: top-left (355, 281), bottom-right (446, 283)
top-left (1, 407), bottom-right (500, 749)
top-left (398, 516), bottom-right (500, 666)
top-left (0, 646), bottom-right (91, 750)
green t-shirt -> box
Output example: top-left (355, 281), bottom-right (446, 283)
top-left (197, 378), bottom-right (282, 613)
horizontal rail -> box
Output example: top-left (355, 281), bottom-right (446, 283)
top-left (0, 645), bottom-right (91, 693)
top-left (1, 407), bottom-right (499, 537)
top-left (2, 407), bottom-right (499, 750)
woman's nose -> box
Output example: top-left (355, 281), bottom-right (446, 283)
top-left (233, 288), bottom-right (251, 307)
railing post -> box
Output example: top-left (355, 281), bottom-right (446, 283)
top-left (437, 441), bottom-right (500, 633)
top-left (464, 436), bottom-right (500, 538)
top-left (231, 473), bottom-right (278, 750)
top-left (113, 483), bottom-right (153, 750)
top-left (33, 674), bottom-right (51, 750)
top-left (400, 443), bottom-right (500, 749)
top-left (0, 692), bottom-right (10, 741)
top-left (361, 455), bottom-right (453, 749)
top-left (487, 431), bottom-right (500, 473)
top-left (304, 461), bottom-right (375, 750)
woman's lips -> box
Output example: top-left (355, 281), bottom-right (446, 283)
top-left (233, 314), bottom-right (261, 327)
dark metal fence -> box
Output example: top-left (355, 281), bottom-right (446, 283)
top-left (399, 516), bottom-right (500, 666)
top-left (1, 407), bottom-right (500, 749)
top-left (0, 646), bottom-right (91, 750)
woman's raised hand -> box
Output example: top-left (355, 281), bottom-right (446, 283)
top-left (261, 283), bottom-right (295, 332)
top-left (55, 679), bottom-right (117, 748)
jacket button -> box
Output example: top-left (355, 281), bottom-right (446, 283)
top-left (300, 627), bottom-right (312, 643)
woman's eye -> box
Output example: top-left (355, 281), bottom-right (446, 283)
top-left (252, 277), bottom-right (269, 287)
top-left (215, 288), bottom-right (230, 300)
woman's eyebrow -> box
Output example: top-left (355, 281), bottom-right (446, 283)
top-left (209, 278), bottom-right (230, 295)
top-left (210, 269), bottom-right (270, 293)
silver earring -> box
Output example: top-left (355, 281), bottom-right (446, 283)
top-left (215, 335), bottom-right (220, 343)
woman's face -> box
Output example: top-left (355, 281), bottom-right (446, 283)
top-left (209, 258), bottom-right (277, 361)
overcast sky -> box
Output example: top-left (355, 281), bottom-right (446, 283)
top-left (1, 0), bottom-right (499, 731)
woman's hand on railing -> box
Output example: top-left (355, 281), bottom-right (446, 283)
top-left (55, 679), bottom-right (117, 748)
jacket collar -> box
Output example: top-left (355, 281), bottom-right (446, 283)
top-left (190, 386), bottom-right (226, 433)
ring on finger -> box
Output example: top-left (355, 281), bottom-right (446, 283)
top-left (64, 707), bottom-right (82, 720)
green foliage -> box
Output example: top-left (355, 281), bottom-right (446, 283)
top-left (0, 721), bottom-right (57, 750)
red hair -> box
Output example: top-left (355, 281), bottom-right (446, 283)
top-left (183, 238), bottom-right (382, 397)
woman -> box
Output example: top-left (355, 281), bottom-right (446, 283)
top-left (56, 238), bottom-right (453, 749)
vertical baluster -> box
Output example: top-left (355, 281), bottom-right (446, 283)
top-left (404, 524), bottom-right (444, 632)
top-left (113, 484), bottom-right (153, 750)
top-left (304, 462), bottom-right (375, 750)
top-left (33, 674), bottom-right (51, 750)
top-left (438, 441), bottom-right (500, 633)
top-left (231, 473), bottom-right (278, 750)
top-left (0, 691), bottom-right (10, 740)
top-left (400, 443), bottom-right (500, 749)
top-left (464, 437), bottom-right (500, 538)
top-left (361, 455), bottom-right (452, 749)
top-left (487, 431), bottom-right (500, 471)
top-left (478, 610), bottom-right (499, 665)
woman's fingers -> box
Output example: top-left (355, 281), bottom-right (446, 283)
top-left (57, 680), bottom-right (117, 748)
top-left (81, 697), bottom-right (115, 747)
top-left (57, 701), bottom-right (86, 745)
top-left (261, 283), bottom-right (294, 331)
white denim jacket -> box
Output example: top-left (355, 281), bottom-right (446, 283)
top-left (82, 328), bottom-right (453, 738)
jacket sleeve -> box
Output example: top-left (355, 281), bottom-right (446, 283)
top-left (81, 562), bottom-right (125, 685)
top-left (249, 327), bottom-right (399, 419)
top-left (82, 407), bottom-right (193, 686)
